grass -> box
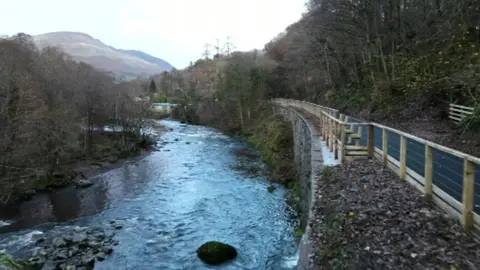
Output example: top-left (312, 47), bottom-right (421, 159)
top-left (0, 252), bottom-right (24, 269)
top-left (322, 165), bottom-right (334, 180)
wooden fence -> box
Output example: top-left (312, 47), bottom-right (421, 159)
top-left (449, 104), bottom-right (474, 124)
top-left (272, 98), bottom-right (480, 231)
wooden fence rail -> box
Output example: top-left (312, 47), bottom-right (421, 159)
top-left (272, 98), bottom-right (480, 231)
top-left (449, 103), bottom-right (474, 124)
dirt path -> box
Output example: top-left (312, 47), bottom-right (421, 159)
top-left (308, 159), bottom-right (480, 270)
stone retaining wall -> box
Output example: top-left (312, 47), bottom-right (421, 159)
top-left (272, 105), bottom-right (323, 269)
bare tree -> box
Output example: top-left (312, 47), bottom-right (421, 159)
top-left (0, 34), bottom-right (153, 204)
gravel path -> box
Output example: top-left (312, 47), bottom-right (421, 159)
top-left (307, 159), bottom-right (480, 270)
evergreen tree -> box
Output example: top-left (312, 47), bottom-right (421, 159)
top-left (149, 79), bottom-right (157, 94)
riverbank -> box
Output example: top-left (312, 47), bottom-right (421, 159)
top-left (246, 114), bottom-right (296, 184)
top-left (245, 115), bottom-right (307, 236)
top-left (306, 159), bottom-right (480, 269)
top-left (0, 123), bottom-right (165, 208)
top-left (0, 221), bottom-right (124, 270)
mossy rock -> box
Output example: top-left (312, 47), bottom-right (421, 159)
top-left (267, 184), bottom-right (276, 193)
top-left (196, 241), bottom-right (237, 265)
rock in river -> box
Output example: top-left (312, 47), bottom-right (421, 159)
top-left (71, 233), bottom-right (87, 243)
top-left (2, 225), bottom-right (119, 270)
top-left (75, 179), bottom-right (93, 188)
top-left (196, 241), bottom-right (237, 265)
top-left (52, 237), bottom-right (67, 247)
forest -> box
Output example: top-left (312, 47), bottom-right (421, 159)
top-left (266, 0), bottom-right (480, 120)
top-left (0, 34), bottom-right (152, 204)
top-left (164, 0), bottom-right (480, 137)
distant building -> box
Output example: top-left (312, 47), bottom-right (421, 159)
top-left (134, 96), bottom-right (150, 102)
top-left (151, 103), bottom-right (179, 113)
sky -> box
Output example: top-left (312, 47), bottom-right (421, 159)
top-left (1, 0), bottom-right (307, 69)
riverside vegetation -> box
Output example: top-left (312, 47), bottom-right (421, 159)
top-left (0, 34), bottom-right (160, 270)
top-left (0, 34), bottom-right (155, 206)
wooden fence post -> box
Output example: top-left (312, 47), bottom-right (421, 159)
top-left (318, 107), bottom-right (322, 131)
top-left (382, 128), bottom-right (388, 166)
top-left (356, 126), bottom-right (362, 146)
top-left (322, 114), bottom-right (326, 143)
top-left (400, 135), bottom-right (407, 180)
top-left (424, 144), bottom-right (433, 200)
top-left (327, 117), bottom-right (331, 149)
top-left (462, 159), bottom-right (475, 230)
top-left (329, 118), bottom-right (334, 152)
top-left (334, 121), bottom-right (339, 159)
top-left (327, 117), bottom-right (331, 148)
top-left (340, 123), bottom-right (346, 163)
top-left (367, 124), bottom-right (374, 158)
top-left (321, 113), bottom-right (324, 139)
top-left (324, 114), bottom-right (328, 141)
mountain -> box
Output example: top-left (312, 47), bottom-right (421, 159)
top-left (112, 48), bottom-right (174, 71)
top-left (32, 32), bottom-right (174, 77)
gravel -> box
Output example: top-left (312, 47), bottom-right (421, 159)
top-left (306, 159), bottom-right (480, 270)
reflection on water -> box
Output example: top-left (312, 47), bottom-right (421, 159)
top-left (0, 120), bottom-right (298, 269)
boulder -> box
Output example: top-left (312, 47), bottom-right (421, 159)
top-left (75, 179), bottom-right (93, 188)
top-left (71, 233), bottom-right (87, 243)
top-left (196, 241), bottom-right (237, 265)
top-left (95, 252), bottom-right (107, 261)
top-left (26, 256), bottom-right (46, 268)
top-left (53, 248), bottom-right (68, 260)
top-left (112, 224), bottom-right (123, 230)
top-left (80, 255), bottom-right (95, 268)
top-left (68, 247), bottom-right (79, 257)
top-left (52, 237), bottom-right (67, 247)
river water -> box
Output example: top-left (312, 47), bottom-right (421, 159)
top-left (0, 120), bottom-right (299, 269)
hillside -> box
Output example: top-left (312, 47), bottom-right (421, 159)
top-left (32, 31), bottom-right (174, 77)
top-left (113, 48), bottom-right (174, 71)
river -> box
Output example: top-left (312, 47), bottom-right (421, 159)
top-left (0, 120), bottom-right (299, 269)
